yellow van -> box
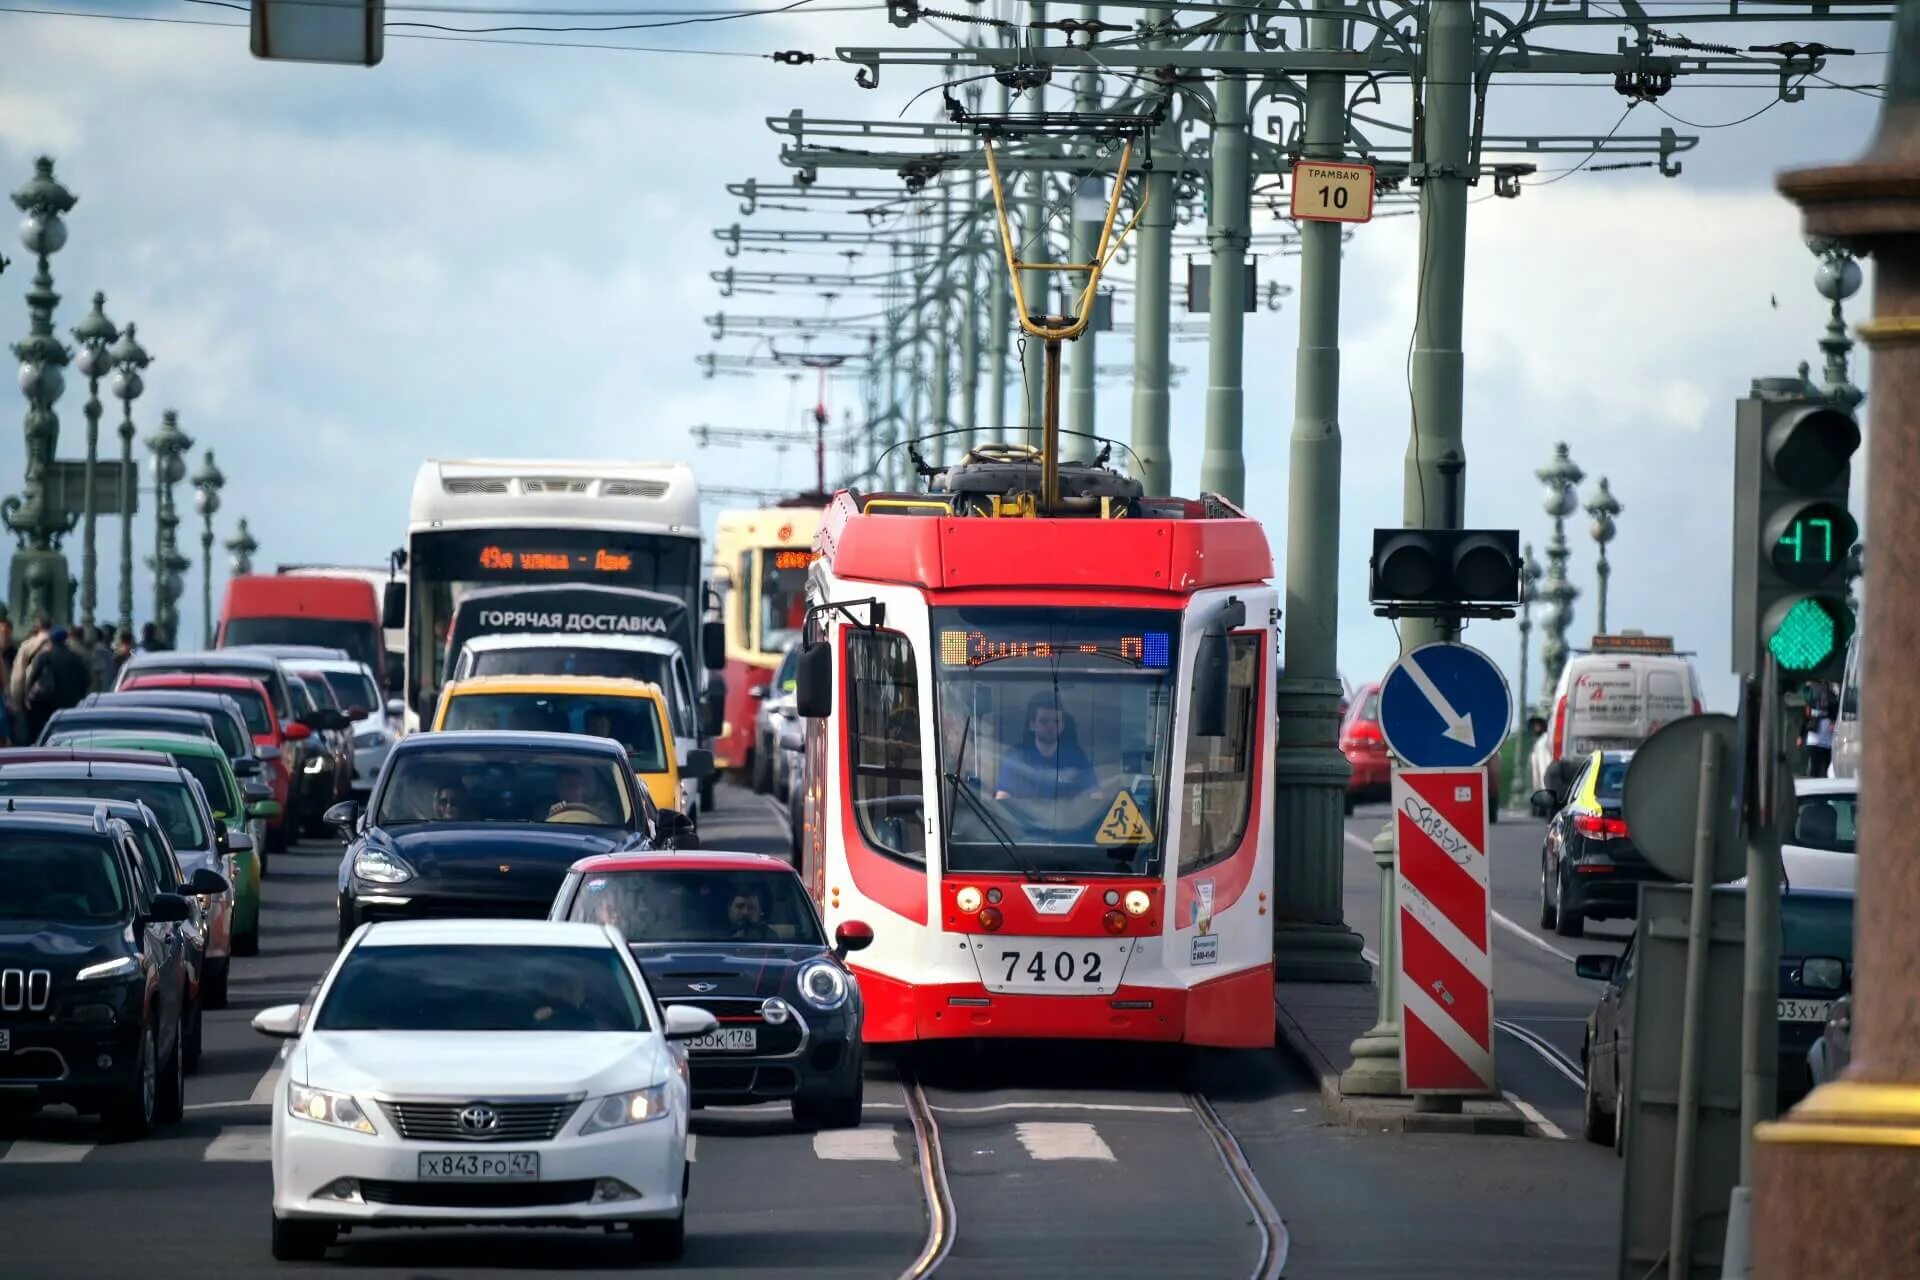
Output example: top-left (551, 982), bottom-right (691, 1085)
top-left (431, 675), bottom-right (701, 815)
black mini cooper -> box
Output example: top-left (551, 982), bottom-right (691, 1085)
top-left (550, 851), bottom-right (872, 1128)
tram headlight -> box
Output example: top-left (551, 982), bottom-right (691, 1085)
top-left (955, 886), bottom-right (983, 914)
top-left (1123, 890), bottom-right (1152, 917)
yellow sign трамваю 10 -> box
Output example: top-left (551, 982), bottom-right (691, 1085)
top-left (1289, 160), bottom-right (1376, 224)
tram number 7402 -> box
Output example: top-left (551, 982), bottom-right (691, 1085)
top-left (1001, 950), bottom-right (1103, 984)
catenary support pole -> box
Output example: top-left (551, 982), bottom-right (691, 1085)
top-left (1199, 27), bottom-right (1248, 505)
top-left (1020, 6), bottom-right (1050, 441)
top-left (1129, 26), bottom-right (1175, 495)
top-left (932, 186), bottom-right (954, 466)
top-left (961, 177), bottom-right (981, 456)
top-left (1273, 2), bottom-right (1369, 985)
top-left (1063, 3), bottom-right (1101, 463)
top-left (1347, 0), bottom-right (1476, 1097)
top-left (990, 49), bottom-right (1013, 445)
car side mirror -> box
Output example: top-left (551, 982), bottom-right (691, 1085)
top-left (147, 892), bottom-right (193, 924)
top-left (833, 921), bottom-right (874, 959)
top-left (656, 808), bottom-right (697, 849)
top-left (233, 757), bottom-right (261, 777)
top-left (1574, 954), bottom-right (1617, 982)
top-left (663, 1004), bottom-right (720, 1041)
top-left (682, 749), bottom-right (715, 781)
top-left (382, 581), bottom-right (406, 630)
top-left (779, 724), bottom-right (803, 754)
top-left (1532, 788), bottom-right (1560, 812)
top-left (748, 685), bottom-right (770, 702)
top-left (284, 721), bottom-right (312, 742)
top-left (1801, 955), bottom-right (1847, 992)
top-left (323, 800), bottom-right (361, 833)
top-left (347, 705), bottom-right (370, 722)
top-left (252, 1003), bottom-right (303, 1039)
top-left (242, 779), bottom-right (273, 803)
top-left (702, 619), bottom-right (727, 672)
top-left (385, 698), bottom-right (406, 719)
top-left (796, 640), bottom-right (832, 719)
top-left (229, 830), bottom-right (256, 855)
top-left (257, 743), bottom-right (282, 761)
top-left (185, 866), bottom-right (230, 897)
top-left (248, 800), bottom-right (282, 821)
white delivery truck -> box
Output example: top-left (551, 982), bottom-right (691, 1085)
top-left (1529, 632), bottom-right (1704, 812)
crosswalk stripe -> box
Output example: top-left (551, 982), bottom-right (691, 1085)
top-left (1013, 1121), bottom-right (1115, 1162)
top-left (203, 1128), bottom-right (272, 1162)
top-left (247, 1065), bottom-right (281, 1106)
top-left (812, 1126), bottom-right (900, 1161)
top-left (0, 1140), bottom-right (91, 1164)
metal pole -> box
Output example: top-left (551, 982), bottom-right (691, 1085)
top-left (1200, 31), bottom-right (1249, 505)
top-left (1129, 14), bottom-right (1174, 494)
top-left (990, 52), bottom-right (1013, 446)
top-left (1512, 543), bottom-right (1542, 802)
top-left (1020, 5), bottom-right (1049, 441)
top-left (1042, 338), bottom-right (1063, 510)
top-left (1273, 2), bottom-right (1368, 986)
top-left (1742, 655), bottom-right (1784, 1182)
top-left (1670, 728), bottom-right (1724, 1280)
top-left (961, 178), bottom-right (981, 457)
top-left (113, 326), bottom-right (143, 639)
top-left (1399, 0), bottom-right (1474, 651)
top-left (1063, 4), bottom-right (1101, 464)
top-left (200, 520), bottom-right (213, 649)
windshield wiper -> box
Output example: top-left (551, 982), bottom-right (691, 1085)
top-left (942, 769), bottom-right (1049, 883)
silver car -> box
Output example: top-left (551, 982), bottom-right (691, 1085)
top-left (752, 642), bottom-right (801, 799)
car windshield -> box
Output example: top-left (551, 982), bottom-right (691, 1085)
top-left (171, 753), bottom-right (238, 819)
top-left (319, 669), bottom-right (379, 713)
top-left (0, 776), bottom-right (207, 851)
top-left (931, 606), bottom-right (1179, 877)
top-left (566, 869), bottom-right (825, 946)
top-left (1781, 895), bottom-right (1853, 960)
top-left (1794, 792), bottom-right (1858, 853)
top-left (441, 693), bottom-right (667, 774)
top-left (223, 617), bottom-right (380, 673)
top-left (314, 943), bottom-right (648, 1032)
top-left (375, 747), bottom-right (633, 827)
top-left (471, 647), bottom-right (670, 688)
top-left (299, 674), bottom-right (340, 710)
top-left (0, 835), bottom-right (127, 921)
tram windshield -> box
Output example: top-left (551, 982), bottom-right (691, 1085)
top-left (931, 606), bottom-right (1179, 877)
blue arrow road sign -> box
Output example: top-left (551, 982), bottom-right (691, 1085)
top-left (1378, 642), bottom-right (1512, 768)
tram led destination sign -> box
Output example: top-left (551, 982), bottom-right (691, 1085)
top-left (477, 545), bottom-right (635, 575)
top-left (771, 549), bottom-right (818, 571)
top-left (939, 630), bottom-right (1171, 669)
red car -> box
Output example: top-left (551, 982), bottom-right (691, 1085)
top-left (1339, 680), bottom-right (1503, 821)
top-left (120, 673), bottom-right (309, 852)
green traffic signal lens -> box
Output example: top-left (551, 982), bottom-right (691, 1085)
top-left (1767, 596), bottom-right (1851, 673)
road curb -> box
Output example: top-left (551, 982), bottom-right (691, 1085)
top-left (1272, 992), bottom-right (1530, 1137)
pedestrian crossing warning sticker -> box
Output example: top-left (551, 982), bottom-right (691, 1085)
top-left (1096, 791), bottom-right (1154, 845)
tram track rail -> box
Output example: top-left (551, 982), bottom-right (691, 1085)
top-left (1186, 1090), bottom-right (1290, 1280)
top-left (897, 1066), bottom-right (956, 1280)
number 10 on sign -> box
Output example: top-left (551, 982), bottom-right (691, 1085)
top-left (1289, 160), bottom-right (1376, 224)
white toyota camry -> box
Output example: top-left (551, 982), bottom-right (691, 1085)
top-left (252, 918), bottom-right (718, 1263)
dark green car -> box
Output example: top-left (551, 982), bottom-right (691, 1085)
top-left (42, 730), bottom-right (279, 953)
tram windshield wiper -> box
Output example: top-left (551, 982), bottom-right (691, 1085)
top-left (942, 769), bottom-right (1047, 883)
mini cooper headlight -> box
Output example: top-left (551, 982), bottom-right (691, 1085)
top-left (580, 1083), bottom-right (672, 1135)
top-left (287, 1083), bottom-right (376, 1135)
top-left (351, 848), bottom-right (414, 885)
top-left (797, 960), bottom-right (849, 1010)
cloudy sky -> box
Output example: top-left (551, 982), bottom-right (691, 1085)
top-left (0, 1), bottom-right (1892, 712)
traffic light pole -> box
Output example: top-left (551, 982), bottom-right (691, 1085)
top-left (1272, 3), bottom-right (1369, 985)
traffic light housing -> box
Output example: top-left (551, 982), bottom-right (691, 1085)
top-left (1370, 528), bottom-right (1521, 611)
top-left (1731, 380), bottom-right (1860, 679)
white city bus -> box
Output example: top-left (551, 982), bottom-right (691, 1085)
top-left (1833, 629), bottom-right (1862, 779)
top-left (395, 460), bottom-right (708, 722)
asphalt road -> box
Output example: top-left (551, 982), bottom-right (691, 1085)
top-left (0, 784), bottom-right (1624, 1278)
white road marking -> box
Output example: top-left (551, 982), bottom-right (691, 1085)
top-left (686, 1136), bottom-right (697, 1163)
top-left (247, 1064), bottom-right (281, 1106)
top-left (0, 1140), bottom-right (90, 1164)
top-left (1502, 1090), bottom-right (1567, 1141)
top-left (812, 1126), bottom-right (901, 1161)
top-left (203, 1128), bottom-right (273, 1162)
top-left (1492, 912), bottom-right (1579, 964)
top-left (929, 1101), bottom-right (1189, 1116)
top-left (1496, 1020), bottom-right (1587, 1089)
top-left (1014, 1121), bottom-right (1115, 1161)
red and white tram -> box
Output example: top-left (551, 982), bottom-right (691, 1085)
top-left (792, 452), bottom-right (1277, 1046)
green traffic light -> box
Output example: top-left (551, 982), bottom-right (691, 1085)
top-left (1768, 596), bottom-right (1847, 672)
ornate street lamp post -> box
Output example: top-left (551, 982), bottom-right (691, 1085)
top-left (108, 323), bottom-right (148, 639)
top-left (191, 451), bottom-right (224, 648)
top-left (4, 157), bottom-right (77, 624)
top-left (1584, 477), bottom-right (1622, 635)
top-left (1512, 543), bottom-right (1543, 803)
top-left (145, 409), bottom-right (191, 649)
top-left (225, 517), bottom-right (257, 578)
top-left (1809, 238), bottom-right (1867, 411)
top-left (71, 290), bottom-right (116, 644)
top-left (1535, 442), bottom-right (1585, 712)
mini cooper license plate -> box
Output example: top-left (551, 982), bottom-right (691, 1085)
top-left (687, 1027), bottom-right (757, 1052)
top-left (0, 1028), bottom-right (10, 1052)
top-left (418, 1151), bottom-right (539, 1180)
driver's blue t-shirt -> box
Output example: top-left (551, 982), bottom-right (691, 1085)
top-left (995, 741), bottom-right (1096, 803)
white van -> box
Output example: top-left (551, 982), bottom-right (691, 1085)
top-left (1530, 634), bottom-right (1703, 804)
top-left (1831, 630), bottom-right (1861, 780)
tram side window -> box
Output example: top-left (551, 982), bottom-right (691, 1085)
top-left (846, 628), bottom-right (926, 863)
top-left (1179, 634), bottom-right (1259, 874)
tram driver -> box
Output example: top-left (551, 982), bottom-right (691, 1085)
top-left (993, 692), bottom-right (1103, 805)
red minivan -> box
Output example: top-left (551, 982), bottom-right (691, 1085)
top-left (217, 575), bottom-right (385, 692)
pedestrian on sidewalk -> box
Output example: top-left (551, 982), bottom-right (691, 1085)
top-left (9, 612), bottom-right (51, 721)
top-left (1806, 709), bottom-right (1835, 778)
top-left (23, 626), bottom-right (92, 740)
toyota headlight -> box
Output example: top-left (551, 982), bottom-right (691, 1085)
top-left (351, 848), bottom-right (414, 885)
top-left (580, 1083), bottom-right (672, 1135)
top-left (288, 1083), bottom-right (376, 1135)
top-left (75, 956), bottom-right (139, 982)
top-left (797, 960), bottom-right (849, 1010)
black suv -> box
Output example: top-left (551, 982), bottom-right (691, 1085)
top-left (0, 809), bottom-right (210, 1138)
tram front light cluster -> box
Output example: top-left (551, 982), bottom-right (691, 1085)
top-left (1103, 910), bottom-right (1127, 936)
top-left (955, 886), bottom-right (984, 914)
top-left (978, 906), bottom-right (1003, 932)
top-left (1123, 890), bottom-right (1151, 917)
